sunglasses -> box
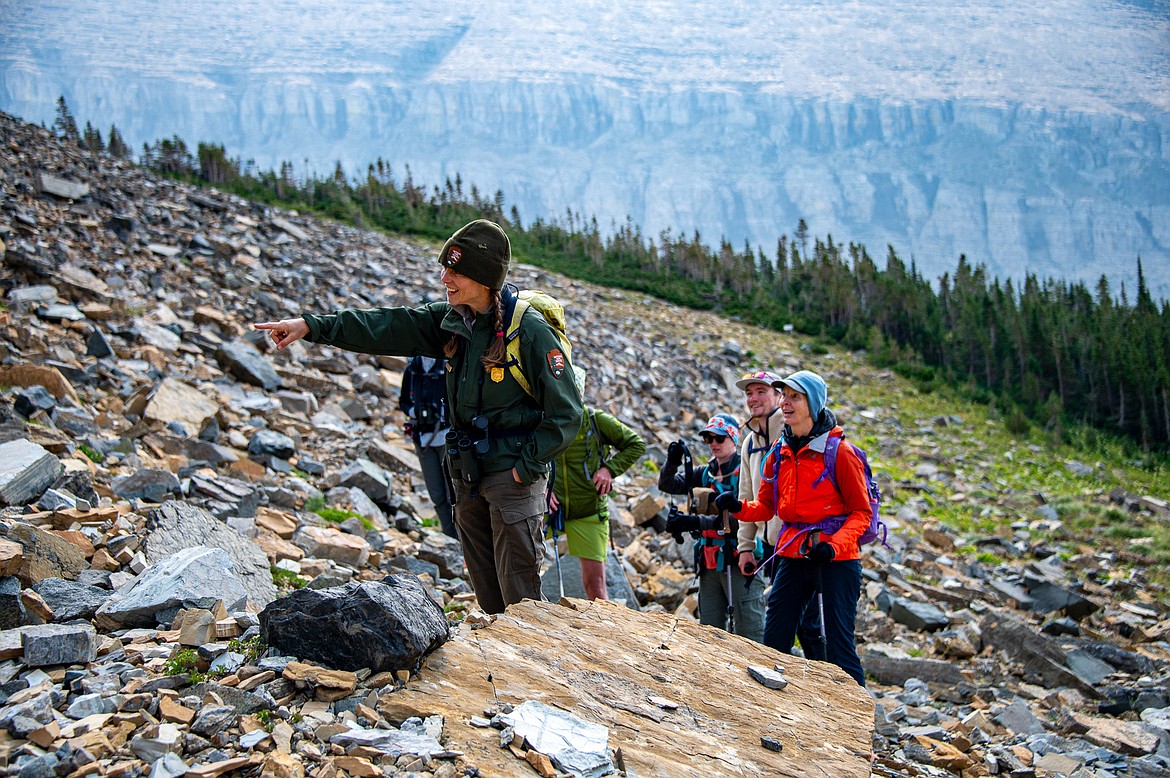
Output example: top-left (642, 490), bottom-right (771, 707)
top-left (701, 434), bottom-right (728, 444)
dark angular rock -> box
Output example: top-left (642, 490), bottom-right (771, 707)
top-left (190, 705), bottom-right (236, 737)
top-left (386, 556), bottom-right (441, 582)
top-left (51, 468), bottom-right (99, 505)
top-left (414, 532), bottom-right (465, 580)
top-left (0, 576), bottom-right (23, 630)
top-left (259, 576), bottom-right (449, 673)
top-left (336, 458), bottom-right (390, 504)
top-left (981, 611), bottom-right (1100, 698)
top-left (1065, 649), bottom-right (1116, 686)
top-left (216, 340), bottom-right (283, 391)
top-left (1041, 617), bottom-right (1081, 637)
top-left (296, 454), bottom-right (325, 476)
top-left (859, 649), bottom-right (969, 687)
top-left (987, 579), bottom-right (1035, 610)
top-left (31, 578), bottom-right (111, 622)
top-left (889, 598), bottom-right (949, 632)
top-left (1024, 576), bottom-right (1100, 620)
top-left (111, 468), bottom-right (181, 503)
top-left (13, 387), bottom-right (56, 419)
top-left (247, 430), bottom-right (295, 460)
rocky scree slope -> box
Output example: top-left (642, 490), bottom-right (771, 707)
top-left (0, 112), bottom-right (1168, 776)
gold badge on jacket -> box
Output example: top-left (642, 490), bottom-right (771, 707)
top-left (490, 367), bottom-right (505, 383)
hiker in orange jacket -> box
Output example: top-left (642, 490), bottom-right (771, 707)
top-left (715, 370), bottom-right (869, 685)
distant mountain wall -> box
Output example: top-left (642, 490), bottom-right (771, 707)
top-left (3, 67), bottom-right (1167, 297)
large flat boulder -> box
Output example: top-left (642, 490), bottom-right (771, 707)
top-left (385, 598), bottom-right (874, 778)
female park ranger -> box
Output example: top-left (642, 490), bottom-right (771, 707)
top-left (256, 219), bottom-right (582, 614)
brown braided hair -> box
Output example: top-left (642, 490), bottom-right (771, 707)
top-left (443, 289), bottom-right (508, 369)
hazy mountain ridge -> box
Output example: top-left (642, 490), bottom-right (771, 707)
top-left (2, 0), bottom-right (1168, 295)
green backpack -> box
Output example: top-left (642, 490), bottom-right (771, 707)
top-left (504, 289), bottom-right (573, 397)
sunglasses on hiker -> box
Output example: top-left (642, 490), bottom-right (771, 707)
top-left (701, 434), bottom-right (728, 444)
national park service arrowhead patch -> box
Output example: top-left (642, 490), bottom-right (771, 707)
top-left (546, 348), bottom-right (566, 378)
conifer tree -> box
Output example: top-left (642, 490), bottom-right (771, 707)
top-left (82, 121), bottom-right (104, 153)
top-left (106, 125), bottom-right (130, 159)
top-left (52, 96), bottom-right (80, 144)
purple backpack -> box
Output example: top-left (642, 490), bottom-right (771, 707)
top-left (770, 434), bottom-right (889, 552)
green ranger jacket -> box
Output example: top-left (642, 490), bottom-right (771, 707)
top-left (551, 408), bottom-right (646, 521)
top-left (303, 297), bottom-right (583, 486)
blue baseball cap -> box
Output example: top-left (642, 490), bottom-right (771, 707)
top-left (773, 370), bottom-right (827, 421)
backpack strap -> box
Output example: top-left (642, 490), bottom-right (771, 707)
top-left (812, 434), bottom-right (843, 492)
top-left (504, 298), bottom-right (534, 397)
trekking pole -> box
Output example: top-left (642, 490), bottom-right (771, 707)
top-left (721, 504), bottom-right (734, 634)
top-left (725, 560), bottom-right (735, 634)
top-left (805, 528), bottom-right (829, 655)
top-left (549, 498), bottom-right (566, 600)
top-left (551, 516), bottom-right (565, 599)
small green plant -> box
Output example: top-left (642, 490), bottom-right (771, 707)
top-left (290, 467), bottom-right (309, 479)
top-left (78, 444), bottom-right (105, 464)
top-left (908, 647), bottom-right (923, 658)
top-left (316, 506), bottom-right (374, 531)
top-left (255, 709), bottom-right (276, 733)
top-left (303, 494), bottom-right (325, 513)
top-left (975, 551), bottom-right (1002, 566)
top-left (420, 516), bottom-right (438, 528)
top-left (163, 648), bottom-right (204, 681)
top-left (271, 566), bottom-right (308, 590)
top-left (228, 636), bottom-right (266, 663)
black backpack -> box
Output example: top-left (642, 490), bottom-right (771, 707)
top-left (403, 357), bottom-right (448, 433)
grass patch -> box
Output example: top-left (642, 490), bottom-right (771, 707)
top-left (303, 494), bottom-right (325, 513)
top-left (78, 444), bottom-right (105, 464)
top-left (316, 506), bottom-right (374, 531)
top-left (271, 566), bottom-right (308, 590)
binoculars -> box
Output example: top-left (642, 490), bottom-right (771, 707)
top-left (446, 415), bottom-right (489, 485)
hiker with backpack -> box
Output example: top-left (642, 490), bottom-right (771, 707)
top-left (735, 369), bottom-right (824, 660)
top-left (715, 370), bottom-right (871, 685)
top-left (399, 355), bottom-right (456, 538)
top-left (254, 219), bottom-right (583, 615)
top-left (547, 369), bottom-right (646, 600)
top-left (658, 414), bottom-right (764, 642)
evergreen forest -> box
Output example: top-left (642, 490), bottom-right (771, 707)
top-left (58, 101), bottom-right (1170, 453)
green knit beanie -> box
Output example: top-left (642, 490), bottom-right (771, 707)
top-left (438, 220), bottom-right (512, 290)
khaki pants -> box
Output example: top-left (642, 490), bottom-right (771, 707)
top-left (453, 470), bottom-right (548, 614)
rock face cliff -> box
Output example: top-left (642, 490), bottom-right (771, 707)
top-left (2, 0), bottom-right (1168, 297)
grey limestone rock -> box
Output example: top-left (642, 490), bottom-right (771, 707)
top-left (21, 623), bottom-right (97, 667)
top-left (0, 439), bottom-right (62, 507)
top-left (94, 546), bottom-right (250, 629)
top-left (141, 502), bottom-right (277, 609)
top-left (31, 578), bottom-right (110, 622)
top-left (216, 340), bottom-right (283, 390)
